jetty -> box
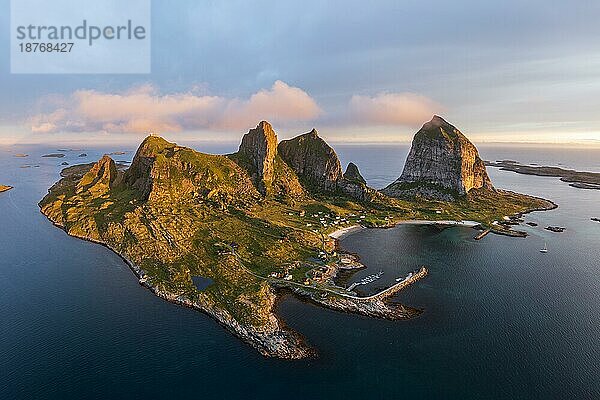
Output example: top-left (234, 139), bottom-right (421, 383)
top-left (474, 228), bottom-right (491, 240)
top-left (344, 267), bottom-right (428, 302)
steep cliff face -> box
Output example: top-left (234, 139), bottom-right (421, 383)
top-left (124, 136), bottom-right (260, 207)
top-left (277, 130), bottom-right (379, 201)
top-left (231, 121), bottom-right (304, 199)
top-left (123, 136), bottom-right (175, 200)
top-left (383, 116), bottom-right (494, 200)
top-left (278, 129), bottom-right (343, 192)
top-left (76, 155), bottom-right (122, 197)
top-left (236, 121), bottom-right (278, 195)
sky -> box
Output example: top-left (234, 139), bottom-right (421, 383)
top-left (2, 0), bottom-right (600, 146)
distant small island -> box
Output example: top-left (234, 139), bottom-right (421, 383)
top-left (40, 116), bottom-right (555, 358)
top-left (42, 153), bottom-right (66, 158)
top-left (0, 185), bottom-right (13, 193)
top-left (486, 160), bottom-right (600, 190)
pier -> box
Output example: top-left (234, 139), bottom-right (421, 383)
top-left (345, 267), bottom-right (428, 302)
top-left (474, 228), bottom-right (491, 240)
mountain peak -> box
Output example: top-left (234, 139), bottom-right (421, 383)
top-left (383, 117), bottom-right (494, 200)
top-left (77, 155), bottom-right (120, 194)
top-left (278, 129), bottom-right (342, 192)
top-left (343, 162), bottom-right (366, 185)
top-left (237, 121), bottom-right (279, 195)
top-left (429, 115), bottom-right (447, 125)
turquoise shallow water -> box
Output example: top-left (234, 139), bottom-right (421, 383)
top-left (0, 144), bottom-right (599, 399)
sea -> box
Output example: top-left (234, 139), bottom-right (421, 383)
top-left (0, 142), bottom-right (599, 399)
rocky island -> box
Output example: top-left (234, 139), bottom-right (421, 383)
top-left (39, 117), bottom-right (555, 358)
top-left (486, 160), bottom-right (600, 190)
top-left (0, 185), bottom-right (12, 193)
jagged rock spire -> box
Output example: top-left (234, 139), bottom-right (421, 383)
top-left (237, 121), bottom-right (278, 195)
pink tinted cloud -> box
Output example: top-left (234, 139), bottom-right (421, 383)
top-left (29, 81), bottom-right (321, 134)
top-left (218, 81), bottom-right (322, 129)
top-left (349, 92), bottom-right (442, 126)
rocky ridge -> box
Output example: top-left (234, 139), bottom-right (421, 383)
top-left (38, 117), bottom-right (555, 359)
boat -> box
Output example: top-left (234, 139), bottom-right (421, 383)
top-left (540, 242), bottom-right (548, 253)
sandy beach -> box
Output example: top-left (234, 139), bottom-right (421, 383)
top-left (328, 220), bottom-right (481, 240)
top-left (328, 224), bottom-right (365, 239)
top-left (395, 220), bottom-right (481, 227)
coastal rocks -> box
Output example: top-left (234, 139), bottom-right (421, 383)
top-left (592, 218), bottom-right (600, 223)
top-left (545, 226), bottom-right (566, 233)
top-left (149, 282), bottom-right (314, 359)
top-left (383, 115), bottom-right (494, 200)
top-left (236, 121), bottom-right (278, 195)
top-left (526, 222), bottom-right (538, 227)
top-left (278, 129), bottom-right (343, 192)
top-left (278, 266), bottom-right (428, 320)
top-left (0, 185), bottom-right (13, 193)
top-left (42, 153), bottom-right (66, 158)
top-left (78, 153), bottom-right (88, 157)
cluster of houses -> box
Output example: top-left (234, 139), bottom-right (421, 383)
top-left (288, 210), bottom-right (374, 230)
top-left (269, 270), bottom-right (293, 280)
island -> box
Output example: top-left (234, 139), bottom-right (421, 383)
top-left (42, 153), bottom-right (66, 158)
top-left (486, 160), bottom-right (600, 190)
top-left (0, 185), bottom-right (12, 193)
top-left (39, 116), bottom-right (555, 358)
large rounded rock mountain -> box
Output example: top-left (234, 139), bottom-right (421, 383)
top-left (383, 115), bottom-right (494, 200)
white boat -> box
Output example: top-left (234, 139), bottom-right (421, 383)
top-left (540, 242), bottom-right (548, 253)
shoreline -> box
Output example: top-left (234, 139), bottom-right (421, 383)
top-left (328, 224), bottom-right (365, 239)
top-left (395, 219), bottom-right (481, 227)
top-left (38, 205), bottom-right (314, 359)
top-left (327, 219), bottom-right (481, 241)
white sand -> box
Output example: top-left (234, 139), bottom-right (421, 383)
top-left (328, 225), bottom-right (364, 239)
top-left (395, 220), bottom-right (481, 227)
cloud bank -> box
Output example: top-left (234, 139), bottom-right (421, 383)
top-left (349, 93), bottom-right (442, 126)
top-left (28, 82), bottom-right (440, 134)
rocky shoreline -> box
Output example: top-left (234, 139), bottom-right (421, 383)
top-left (41, 204), bottom-right (432, 359)
top-left (39, 210), bottom-right (315, 359)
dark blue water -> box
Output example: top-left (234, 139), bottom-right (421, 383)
top-left (1, 144), bottom-right (599, 399)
